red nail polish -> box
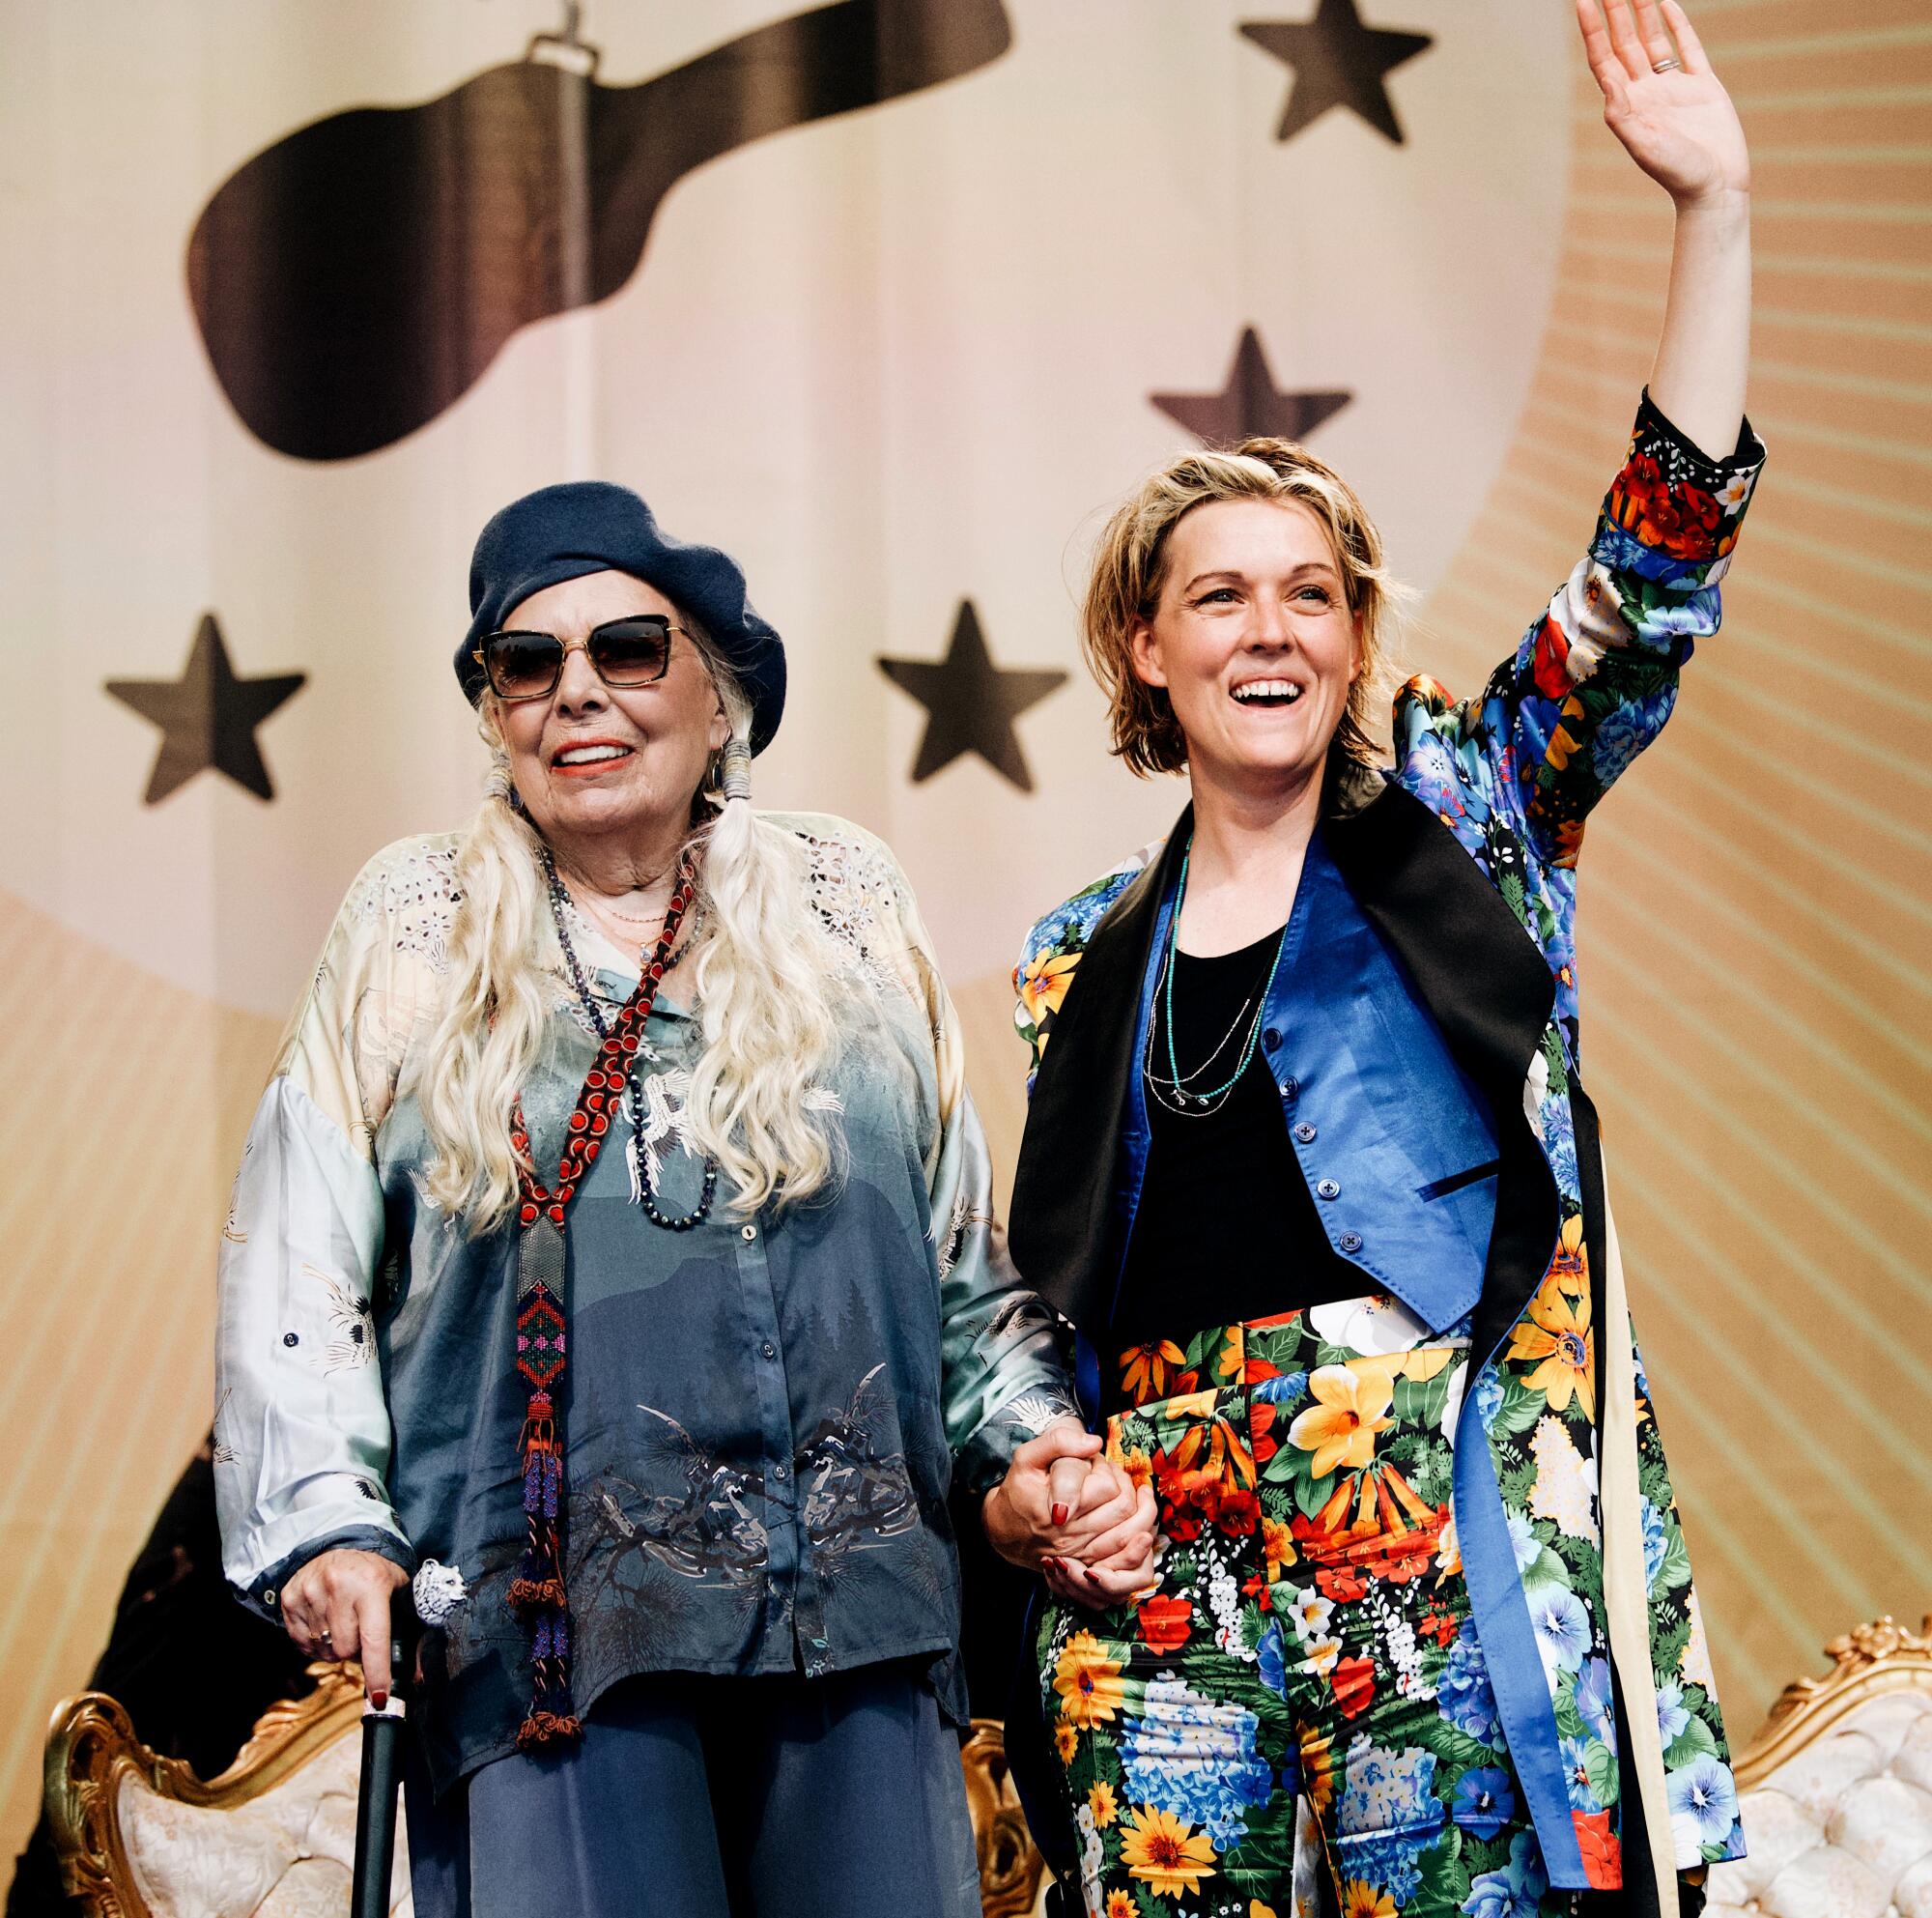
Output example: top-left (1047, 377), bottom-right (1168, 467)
top-left (1051, 1503), bottom-right (1069, 1526)
top-left (370, 1691), bottom-right (387, 1710)
top-left (1084, 1568), bottom-right (1102, 1586)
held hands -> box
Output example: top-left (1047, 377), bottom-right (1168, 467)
top-left (1577, 0), bottom-right (1748, 210)
top-left (278, 1548), bottom-right (410, 1707)
top-left (983, 1417), bottom-right (1158, 1611)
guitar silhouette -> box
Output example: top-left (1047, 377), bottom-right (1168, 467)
top-left (187, 0), bottom-right (1010, 462)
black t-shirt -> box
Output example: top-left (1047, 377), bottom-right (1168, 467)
top-left (1108, 928), bottom-right (1366, 1376)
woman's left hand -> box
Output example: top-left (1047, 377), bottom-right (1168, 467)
top-left (1045, 1473), bottom-right (1163, 1610)
top-left (983, 1419), bottom-right (1159, 1609)
top-left (1577, 0), bottom-right (1748, 208)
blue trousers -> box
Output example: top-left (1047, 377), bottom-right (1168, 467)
top-left (403, 1661), bottom-right (980, 1918)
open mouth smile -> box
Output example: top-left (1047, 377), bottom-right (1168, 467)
top-left (551, 739), bottom-right (637, 776)
top-left (1230, 678), bottom-right (1302, 708)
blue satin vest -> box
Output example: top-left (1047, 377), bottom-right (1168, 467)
top-left (1111, 828), bottom-right (1500, 1337)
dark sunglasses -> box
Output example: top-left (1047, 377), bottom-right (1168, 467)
top-left (471, 615), bottom-right (688, 701)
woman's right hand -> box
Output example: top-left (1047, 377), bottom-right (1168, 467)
top-left (278, 1548), bottom-right (411, 1706)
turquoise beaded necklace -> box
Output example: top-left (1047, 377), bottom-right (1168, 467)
top-left (1144, 839), bottom-right (1289, 1117)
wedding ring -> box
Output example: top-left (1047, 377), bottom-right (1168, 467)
top-left (318, 1627), bottom-right (332, 1641)
top-left (1652, 56), bottom-right (1681, 72)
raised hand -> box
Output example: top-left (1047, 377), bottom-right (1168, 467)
top-left (1577, 0), bottom-right (1748, 208)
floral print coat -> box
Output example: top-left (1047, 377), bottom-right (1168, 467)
top-left (1008, 394), bottom-right (1765, 1900)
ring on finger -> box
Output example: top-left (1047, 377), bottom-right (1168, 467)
top-left (1652, 54), bottom-right (1681, 71)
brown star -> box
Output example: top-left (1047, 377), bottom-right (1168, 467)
top-left (1241, 1), bottom-right (1433, 145)
top-left (1151, 328), bottom-right (1350, 445)
top-left (878, 602), bottom-right (1065, 792)
top-left (105, 613), bottom-right (305, 803)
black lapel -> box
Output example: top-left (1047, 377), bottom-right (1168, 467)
top-left (1009, 809), bottom-right (1191, 1337)
top-left (1011, 781), bottom-right (1564, 1365)
top-left (1323, 783), bottom-right (1561, 1364)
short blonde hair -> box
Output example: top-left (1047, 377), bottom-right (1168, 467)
top-left (1082, 438), bottom-right (1402, 777)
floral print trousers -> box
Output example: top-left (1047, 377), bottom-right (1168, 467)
top-left (1037, 1295), bottom-right (1605, 1918)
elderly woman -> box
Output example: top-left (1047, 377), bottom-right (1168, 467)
top-left (214, 484), bottom-right (1152, 1918)
top-left (1009, 5), bottom-right (1760, 1916)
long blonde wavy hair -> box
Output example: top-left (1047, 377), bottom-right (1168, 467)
top-left (415, 637), bottom-right (845, 1231)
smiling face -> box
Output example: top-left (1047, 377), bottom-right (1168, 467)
top-left (1128, 497), bottom-right (1362, 797)
top-left (490, 569), bottom-right (729, 858)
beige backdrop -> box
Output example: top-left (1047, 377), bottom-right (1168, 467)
top-left (4, 0), bottom-right (1929, 1867)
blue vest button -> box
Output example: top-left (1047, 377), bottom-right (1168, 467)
top-left (1263, 1027), bottom-right (1281, 1049)
top-left (1340, 1231), bottom-right (1363, 1254)
top-left (1317, 1178), bottom-right (1340, 1200)
top-left (1293, 1121), bottom-right (1317, 1143)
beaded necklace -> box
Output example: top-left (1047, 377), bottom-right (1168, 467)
top-left (504, 845), bottom-right (696, 1751)
top-left (541, 848), bottom-right (717, 1230)
top-left (1142, 840), bottom-right (1288, 1119)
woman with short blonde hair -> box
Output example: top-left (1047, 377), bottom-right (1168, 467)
top-left (1010, 4), bottom-right (1760, 1913)
top-left (1081, 438), bottom-right (1402, 779)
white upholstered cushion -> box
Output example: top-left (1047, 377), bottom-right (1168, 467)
top-left (1708, 1693), bottom-right (1932, 1918)
top-left (116, 1726), bottom-right (411, 1918)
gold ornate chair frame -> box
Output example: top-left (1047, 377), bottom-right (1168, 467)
top-left (45, 1663), bottom-right (367, 1917)
top-left (1731, 1614), bottom-right (1932, 1789)
top-left (961, 1718), bottom-right (1049, 1918)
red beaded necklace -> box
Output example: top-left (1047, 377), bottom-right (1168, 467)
top-left (504, 849), bottom-right (698, 1751)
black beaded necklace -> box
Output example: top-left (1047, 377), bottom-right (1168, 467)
top-left (540, 844), bottom-right (718, 1230)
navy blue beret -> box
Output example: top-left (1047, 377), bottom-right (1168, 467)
top-left (458, 480), bottom-right (786, 756)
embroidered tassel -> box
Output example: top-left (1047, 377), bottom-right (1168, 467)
top-left (509, 1394), bottom-right (580, 1750)
top-left (515, 1610), bottom-right (582, 1752)
top-left (506, 1388), bottom-right (569, 1614)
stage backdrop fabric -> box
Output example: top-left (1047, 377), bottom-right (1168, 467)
top-left (3, 0), bottom-right (1929, 1865)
